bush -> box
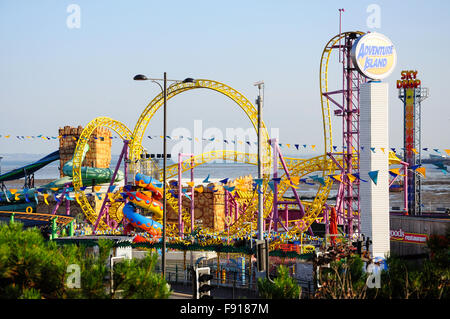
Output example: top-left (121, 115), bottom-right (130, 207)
top-left (0, 222), bottom-right (171, 299)
top-left (112, 252), bottom-right (171, 299)
top-left (257, 265), bottom-right (301, 299)
top-left (315, 254), bottom-right (369, 299)
top-left (0, 222), bottom-right (67, 299)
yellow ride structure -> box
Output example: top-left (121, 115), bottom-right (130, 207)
top-left (72, 32), bottom-right (371, 244)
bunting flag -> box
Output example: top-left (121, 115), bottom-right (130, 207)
top-left (65, 194), bottom-right (74, 201)
top-left (224, 185), bottom-right (235, 192)
top-left (253, 178), bottom-right (263, 186)
top-left (330, 174), bottom-right (344, 183)
top-left (370, 147), bottom-right (376, 153)
top-left (268, 180), bottom-right (275, 192)
top-left (353, 173), bottom-right (368, 182)
top-left (53, 193), bottom-right (61, 203)
top-left (410, 164), bottom-right (421, 170)
top-left (186, 181), bottom-right (195, 187)
top-left (202, 174), bottom-right (210, 183)
top-left (14, 193), bottom-right (20, 201)
top-left (195, 185), bottom-right (204, 193)
top-left (411, 148), bottom-right (418, 155)
top-left (445, 149), bottom-right (450, 156)
top-left (219, 178), bottom-right (229, 184)
top-left (368, 170), bottom-right (379, 185)
top-left (300, 178), bottom-right (315, 185)
top-left (272, 177), bottom-right (281, 183)
top-left (95, 193), bottom-right (102, 200)
top-left (389, 168), bottom-right (405, 177)
top-left (182, 189), bottom-right (191, 200)
top-left (107, 193), bottom-right (116, 203)
top-left (75, 193), bottom-right (81, 204)
top-left (380, 147), bottom-right (385, 154)
top-left (44, 194), bottom-right (50, 205)
top-left (347, 173), bottom-right (357, 183)
top-left (416, 167), bottom-right (426, 178)
top-left (169, 190), bottom-right (178, 198)
top-left (10, 189), bottom-right (17, 195)
top-left (290, 176), bottom-right (300, 185)
top-left (309, 175), bottom-right (325, 186)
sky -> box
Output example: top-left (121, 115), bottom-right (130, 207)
top-left (1, 0), bottom-right (449, 157)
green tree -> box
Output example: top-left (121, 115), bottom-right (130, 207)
top-left (0, 222), bottom-right (66, 299)
top-left (112, 252), bottom-right (171, 299)
top-left (257, 265), bottom-right (301, 299)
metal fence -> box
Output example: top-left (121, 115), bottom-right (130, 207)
top-left (154, 260), bottom-right (315, 299)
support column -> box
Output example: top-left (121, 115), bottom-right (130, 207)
top-left (360, 82), bottom-right (390, 258)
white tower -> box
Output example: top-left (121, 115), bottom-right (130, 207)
top-left (360, 82), bottom-right (390, 258)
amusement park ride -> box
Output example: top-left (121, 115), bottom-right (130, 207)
top-left (0, 29), bottom-right (401, 259)
top-left (66, 29), bottom-right (384, 251)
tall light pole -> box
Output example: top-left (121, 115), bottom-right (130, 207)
top-left (254, 81), bottom-right (264, 241)
top-left (134, 73), bottom-right (195, 278)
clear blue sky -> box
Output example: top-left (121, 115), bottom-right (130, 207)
top-left (1, 0), bottom-right (449, 156)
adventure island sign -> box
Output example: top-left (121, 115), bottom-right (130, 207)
top-left (351, 32), bottom-right (397, 80)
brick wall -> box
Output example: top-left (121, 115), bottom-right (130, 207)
top-left (58, 125), bottom-right (112, 177)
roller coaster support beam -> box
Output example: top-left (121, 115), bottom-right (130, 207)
top-left (93, 140), bottom-right (129, 231)
top-left (269, 138), bottom-right (305, 233)
top-left (51, 183), bottom-right (71, 216)
top-left (178, 153), bottom-right (195, 236)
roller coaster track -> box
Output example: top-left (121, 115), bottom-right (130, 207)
top-left (71, 117), bottom-right (136, 230)
top-left (73, 36), bottom-right (369, 240)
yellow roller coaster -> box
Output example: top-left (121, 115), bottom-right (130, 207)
top-left (72, 32), bottom-right (366, 243)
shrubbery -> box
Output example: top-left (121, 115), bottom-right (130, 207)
top-left (0, 222), bottom-right (171, 299)
top-left (257, 265), bottom-right (301, 299)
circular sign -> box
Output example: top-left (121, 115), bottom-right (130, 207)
top-left (351, 32), bottom-right (397, 80)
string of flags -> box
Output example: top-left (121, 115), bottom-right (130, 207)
top-left (1, 133), bottom-right (449, 158)
top-left (0, 159), bottom-right (438, 206)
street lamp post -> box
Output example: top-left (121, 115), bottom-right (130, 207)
top-left (254, 81), bottom-right (264, 242)
top-left (134, 73), bottom-right (194, 278)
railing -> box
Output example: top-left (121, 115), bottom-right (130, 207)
top-left (153, 260), bottom-right (315, 299)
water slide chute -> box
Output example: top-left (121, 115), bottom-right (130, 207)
top-left (121, 173), bottom-right (165, 239)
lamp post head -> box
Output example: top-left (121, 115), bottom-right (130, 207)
top-left (254, 80), bottom-right (264, 89)
top-left (133, 74), bottom-right (148, 81)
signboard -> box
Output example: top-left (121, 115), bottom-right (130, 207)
top-left (351, 32), bottom-right (397, 80)
top-left (397, 70), bottom-right (421, 89)
top-left (390, 228), bottom-right (428, 244)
